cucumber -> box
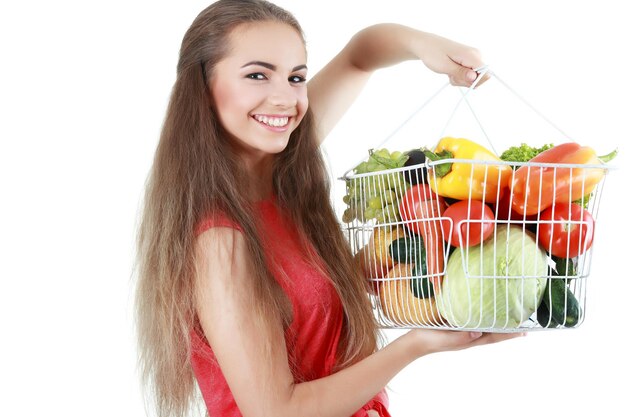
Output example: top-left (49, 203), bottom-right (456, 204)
top-left (553, 256), bottom-right (577, 277)
top-left (552, 256), bottom-right (578, 284)
top-left (536, 300), bottom-right (558, 328)
top-left (540, 278), bottom-right (581, 328)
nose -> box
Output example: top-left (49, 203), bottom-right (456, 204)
top-left (268, 80), bottom-right (298, 108)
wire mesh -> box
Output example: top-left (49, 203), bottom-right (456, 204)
top-left (342, 158), bottom-right (612, 332)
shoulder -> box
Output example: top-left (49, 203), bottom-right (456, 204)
top-left (195, 210), bottom-right (250, 270)
top-left (194, 226), bottom-right (253, 305)
top-left (196, 212), bottom-right (243, 236)
top-left (196, 226), bottom-right (247, 267)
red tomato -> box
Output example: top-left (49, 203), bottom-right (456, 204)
top-left (441, 200), bottom-right (495, 247)
top-left (537, 203), bottom-right (594, 258)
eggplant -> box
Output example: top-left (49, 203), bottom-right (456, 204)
top-left (403, 149), bottom-right (428, 185)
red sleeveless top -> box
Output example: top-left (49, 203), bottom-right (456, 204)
top-left (190, 196), bottom-right (389, 416)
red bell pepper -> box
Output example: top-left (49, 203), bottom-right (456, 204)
top-left (509, 143), bottom-right (615, 216)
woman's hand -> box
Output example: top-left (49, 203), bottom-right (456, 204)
top-left (405, 328), bottom-right (525, 357)
top-left (309, 24), bottom-right (489, 143)
top-left (415, 31), bottom-right (488, 87)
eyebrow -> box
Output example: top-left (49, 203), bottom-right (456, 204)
top-left (241, 61), bottom-right (307, 72)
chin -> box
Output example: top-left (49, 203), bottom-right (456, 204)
top-left (264, 135), bottom-right (291, 154)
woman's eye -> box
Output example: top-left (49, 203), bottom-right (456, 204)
top-left (289, 75), bottom-right (306, 84)
top-left (246, 73), bottom-right (267, 80)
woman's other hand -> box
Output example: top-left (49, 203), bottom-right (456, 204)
top-left (405, 328), bottom-right (525, 356)
top-left (415, 31), bottom-right (489, 87)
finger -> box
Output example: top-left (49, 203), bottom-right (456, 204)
top-left (448, 67), bottom-right (476, 87)
top-left (449, 70), bottom-right (491, 88)
top-left (450, 47), bottom-right (484, 71)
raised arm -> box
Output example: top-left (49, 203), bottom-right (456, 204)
top-left (307, 23), bottom-right (486, 143)
top-left (194, 228), bottom-right (519, 417)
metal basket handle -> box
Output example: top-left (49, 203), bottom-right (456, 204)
top-left (341, 66), bottom-right (574, 178)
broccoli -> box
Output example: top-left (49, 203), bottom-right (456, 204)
top-left (500, 143), bottom-right (554, 168)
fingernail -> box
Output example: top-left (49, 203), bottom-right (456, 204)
top-left (467, 71), bottom-right (477, 81)
top-left (469, 331), bottom-right (482, 338)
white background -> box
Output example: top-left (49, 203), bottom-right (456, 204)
top-left (1, 1), bottom-right (624, 416)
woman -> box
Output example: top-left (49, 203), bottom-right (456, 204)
top-left (135, 1), bottom-right (520, 416)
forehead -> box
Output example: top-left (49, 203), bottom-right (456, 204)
top-left (224, 21), bottom-right (307, 66)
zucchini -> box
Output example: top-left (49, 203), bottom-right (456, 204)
top-left (410, 264), bottom-right (434, 298)
top-left (388, 236), bottom-right (427, 267)
top-left (540, 278), bottom-right (581, 328)
top-left (388, 237), bottom-right (433, 298)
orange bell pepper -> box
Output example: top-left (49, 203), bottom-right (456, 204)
top-left (509, 142), bottom-right (616, 216)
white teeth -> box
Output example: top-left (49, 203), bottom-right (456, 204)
top-left (254, 115), bottom-right (289, 127)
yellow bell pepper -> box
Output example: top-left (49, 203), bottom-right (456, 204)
top-left (423, 137), bottom-right (512, 203)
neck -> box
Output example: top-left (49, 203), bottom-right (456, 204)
top-left (242, 155), bottom-right (274, 201)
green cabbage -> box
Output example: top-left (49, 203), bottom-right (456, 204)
top-left (436, 225), bottom-right (548, 329)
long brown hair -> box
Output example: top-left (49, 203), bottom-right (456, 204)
top-left (135, 1), bottom-right (379, 416)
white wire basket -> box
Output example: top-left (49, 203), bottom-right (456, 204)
top-left (340, 69), bottom-right (616, 332)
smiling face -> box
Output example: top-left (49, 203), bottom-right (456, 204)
top-left (210, 21), bottom-right (309, 166)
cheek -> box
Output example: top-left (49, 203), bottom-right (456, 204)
top-left (211, 72), bottom-right (252, 110)
top-left (296, 90), bottom-right (309, 124)
top-left (213, 82), bottom-right (239, 114)
top-left (210, 83), bottom-right (231, 122)
top-left (211, 83), bottom-right (255, 132)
